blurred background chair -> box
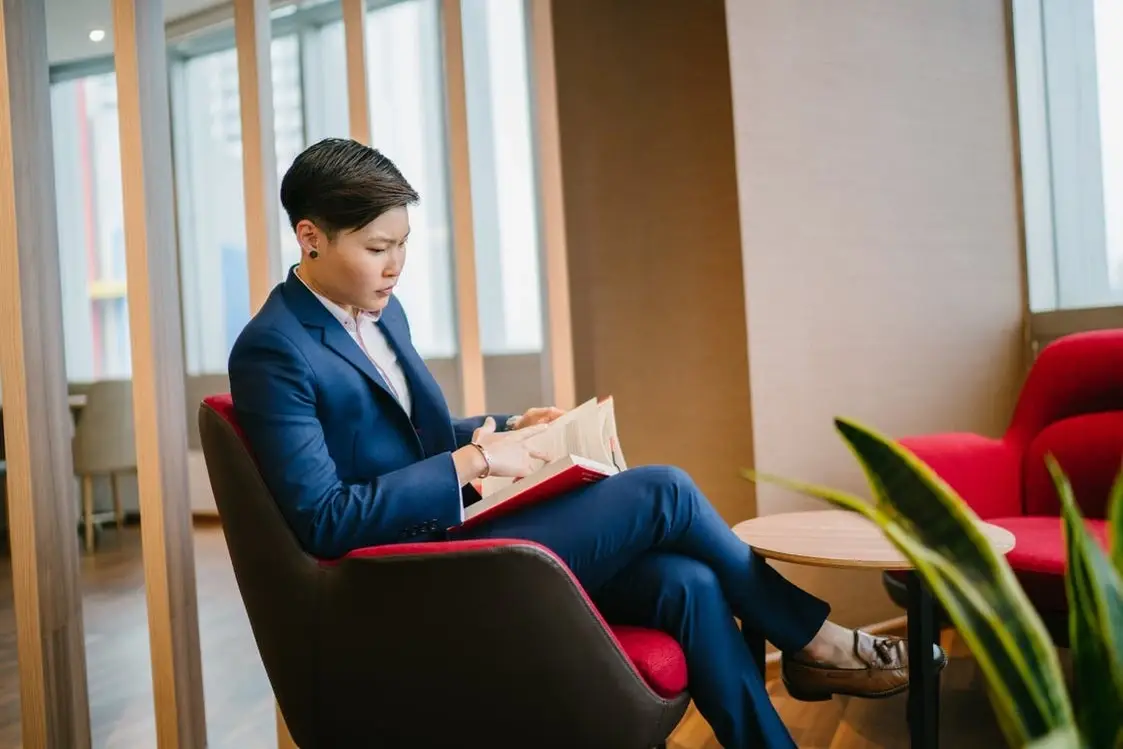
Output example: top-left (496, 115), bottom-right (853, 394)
top-left (199, 393), bottom-right (689, 748)
top-left (72, 379), bottom-right (136, 552)
top-left (884, 329), bottom-right (1123, 643)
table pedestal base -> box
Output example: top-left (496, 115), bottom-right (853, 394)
top-left (907, 573), bottom-right (940, 749)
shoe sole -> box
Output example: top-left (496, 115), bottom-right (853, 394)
top-left (782, 650), bottom-right (949, 703)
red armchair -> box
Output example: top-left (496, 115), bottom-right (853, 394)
top-left (198, 394), bottom-right (689, 748)
top-left (884, 330), bottom-right (1121, 643)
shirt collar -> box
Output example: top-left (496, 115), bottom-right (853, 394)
top-left (294, 266), bottom-right (382, 325)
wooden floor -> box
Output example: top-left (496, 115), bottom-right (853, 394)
top-left (0, 525), bottom-right (1011, 748)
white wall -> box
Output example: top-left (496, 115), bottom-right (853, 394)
top-left (725, 0), bottom-right (1027, 625)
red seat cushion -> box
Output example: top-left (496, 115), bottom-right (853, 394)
top-left (990, 516), bottom-right (1112, 612)
top-left (609, 625), bottom-right (688, 698)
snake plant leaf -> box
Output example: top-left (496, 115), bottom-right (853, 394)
top-left (1025, 726), bottom-right (1086, 749)
top-left (829, 417), bottom-right (1072, 736)
top-left (1111, 467), bottom-right (1123, 578)
top-left (1051, 458), bottom-right (1123, 749)
top-left (742, 466), bottom-right (1069, 747)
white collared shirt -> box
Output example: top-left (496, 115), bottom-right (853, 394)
top-left (295, 269), bottom-right (413, 417)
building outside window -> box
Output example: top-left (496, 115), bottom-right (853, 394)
top-left (51, 72), bottom-right (130, 382)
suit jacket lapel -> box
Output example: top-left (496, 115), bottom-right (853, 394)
top-left (281, 269), bottom-right (411, 424)
top-left (376, 311), bottom-right (458, 455)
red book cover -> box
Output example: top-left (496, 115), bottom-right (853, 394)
top-left (458, 455), bottom-right (617, 529)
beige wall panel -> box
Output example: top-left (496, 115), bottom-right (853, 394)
top-left (724, 0), bottom-right (1026, 626)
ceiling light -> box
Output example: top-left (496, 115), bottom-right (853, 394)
top-left (89, 29), bottom-right (105, 42)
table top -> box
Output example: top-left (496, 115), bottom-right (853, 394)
top-left (732, 509), bottom-right (1016, 571)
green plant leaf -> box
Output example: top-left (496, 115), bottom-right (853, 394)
top-left (1110, 467), bottom-right (1123, 579)
top-left (1051, 458), bottom-right (1123, 749)
top-left (829, 418), bottom-right (1073, 738)
top-left (1025, 726), bottom-right (1086, 749)
top-left (746, 464), bottom-right (1068, 746)
top-left (746, 417), bottom-right (1076, 745)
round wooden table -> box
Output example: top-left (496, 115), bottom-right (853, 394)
top-left (732, 509), bottom-right (1015, 749)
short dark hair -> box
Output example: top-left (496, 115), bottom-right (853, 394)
top-left (279, 138), bottom-right (419, 238)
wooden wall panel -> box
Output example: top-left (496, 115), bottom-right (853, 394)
top-left (439, 0), bottom-right (486, 415)
top-left (235, 0), bottom-right (283, 310)
top-left (112, 0), bottom-right (207, 745)
top-left (549, 0), bottom-right (756, 525)
top-left (528, 0), bottom-right (576, 411)
top-left (342, 0), bottom-right (371, 145)
top-left (0, 0), bottom-right (93, 745)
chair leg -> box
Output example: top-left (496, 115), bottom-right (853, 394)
top-left (82, 474), bottom-right (95, 552)
top-left (111, 472), bottom-right (124, 531)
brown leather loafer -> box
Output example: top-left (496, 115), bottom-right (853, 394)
top-left (781, 630), bottom-right (948, 702)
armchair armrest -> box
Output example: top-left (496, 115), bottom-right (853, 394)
top-left (898, 433), bottom-right (1023, 519)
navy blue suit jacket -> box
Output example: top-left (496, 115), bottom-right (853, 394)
top-left (228, 269), bottom-right (513, 558)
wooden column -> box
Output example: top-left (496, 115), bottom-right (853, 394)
top-left (527, 0), bottom-right (576, 410)
top-left (440, 0), bottom-right (487, 415)
top-left (0, 0), bottom-right (93, 745)
top-left (230, 4), bottom-right (296, 746)
top-left (235, 0), bottom-right (283, 309)
top-left (112, 0), bottom-right (207, 745)
top-left (342, 0), bottom-right (371, 144)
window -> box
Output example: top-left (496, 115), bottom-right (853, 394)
top-left (462, 0), bottom-right (544, 355)
top-left (51, 72), bottom-right (131, 381)
top-left (172, 33), bottom-right (305, 375)
top-left (171, 0), bottom-right (461, 370)
top-left (362, 0), bottom-right (458, 360)
top-left (1015, 0), bottom-right (1123, 312)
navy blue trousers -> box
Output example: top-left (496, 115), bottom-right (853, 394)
top-left (451, 465), bottom-right (831, 749)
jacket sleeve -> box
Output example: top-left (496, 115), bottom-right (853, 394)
top-left (451, 414), bottom-right (518, 448)
top-left (229, 326), bottom-right (465, 559)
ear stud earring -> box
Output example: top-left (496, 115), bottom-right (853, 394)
top-left (309, 249), bottom-right (319, 259)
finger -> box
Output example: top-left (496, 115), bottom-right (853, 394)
top-left (529, 450), bottom-right (551, 463)
top-left (478, 416), bottom-right (496, 434)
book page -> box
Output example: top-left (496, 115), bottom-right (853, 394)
top-left (598, 397), bottom-right (627, 471)
top-left (480, 397), bottom-right (622, 498)
top-left (519, 397), bottom-right (598, 463)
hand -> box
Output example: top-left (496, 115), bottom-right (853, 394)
top-left (471, 417), bottom-right (551, 479)
top-left (511, 406), bottom-right (565, 430)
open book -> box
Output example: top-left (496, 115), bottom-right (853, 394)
top-left (460, 397), bottom-right (627, 527)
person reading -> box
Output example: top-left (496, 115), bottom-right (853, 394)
top-left (227, 138), bottom-right (943, 749)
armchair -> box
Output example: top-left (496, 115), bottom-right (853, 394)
top-left (198, 394), bottom-right (689, 748)
top-left (884, 330), bottom-right (1121, 642)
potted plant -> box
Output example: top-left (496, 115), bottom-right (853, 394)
top-left (745, 418), bottom-right (1122, 749)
